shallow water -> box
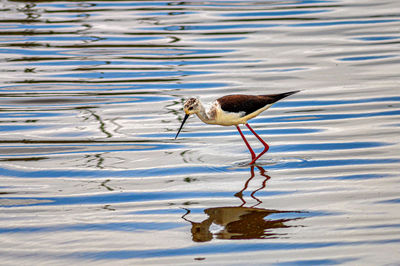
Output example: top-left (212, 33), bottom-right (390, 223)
top-left (1, 0), bottom-right (400, 265)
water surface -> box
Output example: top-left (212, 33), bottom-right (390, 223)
top-left (1, 0), bottom-right (400, 265)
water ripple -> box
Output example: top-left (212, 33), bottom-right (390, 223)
top-left (0, 0), bottom-right (399, 264)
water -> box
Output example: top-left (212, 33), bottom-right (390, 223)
top-left (1, 0), bottom-right (399, 264)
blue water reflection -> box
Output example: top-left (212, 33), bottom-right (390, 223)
top-left (0, 222), bottom-right (183, 233)
top-left (1, 157), bottom-right (398, 179)
top-left (1, 190), bottom-right (290, 207)
top-left (258, 110), bottom-right (400, 123)
top-left (292, 19), bottom-right (399, 27)
top-left (63, 241), bottom-right (384, 260)
top-left (0, 0), bottom-right (400, 264)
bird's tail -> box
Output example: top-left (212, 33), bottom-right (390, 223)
top-left (280, 90), bottom-right (300, 98)
top-left (262, 90), bottom-right (300, 103)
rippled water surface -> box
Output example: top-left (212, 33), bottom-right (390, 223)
top-left (1, 0), bottom-right (400, 264)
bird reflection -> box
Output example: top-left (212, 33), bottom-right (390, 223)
top-left (182, 165), bottom-right (303, 242)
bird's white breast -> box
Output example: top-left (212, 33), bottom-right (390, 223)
top-left (215, 102), bottom-right (273, 126)
top-left (209, 102), bottom-right (244, 126)
top-left (200, 100), bottom-right (273, 126)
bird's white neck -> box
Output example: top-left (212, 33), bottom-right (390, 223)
top-left (195, 101), bottom-right (216, 124)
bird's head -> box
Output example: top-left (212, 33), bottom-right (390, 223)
top-left (183, 97), bottom-right (200, 115)
top-left (175, 97), bottom-right (200, 139)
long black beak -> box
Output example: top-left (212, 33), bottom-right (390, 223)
top-left (175, 114), bottom-right (189, 139)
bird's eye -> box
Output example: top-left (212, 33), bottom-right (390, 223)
top-left (188, 107), bottom-right (193, 110)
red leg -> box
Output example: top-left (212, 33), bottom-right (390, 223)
top-left (245, 123), bottom-right (269, 164)
top-left (236, 125), bottom-right (256, 160)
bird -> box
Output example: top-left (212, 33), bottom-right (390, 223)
top-left (175, 91), bottom-right (299, 164)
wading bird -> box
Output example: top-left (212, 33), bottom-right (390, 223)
top-left (175, 91), bottom-right (299, 164)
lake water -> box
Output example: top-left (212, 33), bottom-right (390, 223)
top-left (1, 0), bottom-right (400, 265)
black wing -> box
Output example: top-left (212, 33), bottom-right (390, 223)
top-left (218, 91), bottom-right (299, 116)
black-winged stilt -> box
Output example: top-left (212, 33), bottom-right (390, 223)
top-left (175, 91), bottom-right (299, 164)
